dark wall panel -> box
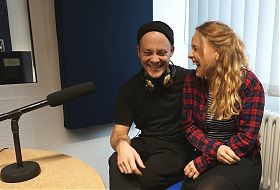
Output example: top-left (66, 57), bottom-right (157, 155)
top-left (0, 0), bottom-right (12, 51)
top-left (55, 0), bottom-right (152, 128)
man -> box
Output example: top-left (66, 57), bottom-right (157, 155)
top-left (108, 21), bottom-right (193, 190)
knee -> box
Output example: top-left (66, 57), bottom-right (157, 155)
top-left (138, 170), bottom-right (160, 189)
top-left (196, 175), bottom-right (238, 190)
top-left (138, 175), bottom-right (153, 189)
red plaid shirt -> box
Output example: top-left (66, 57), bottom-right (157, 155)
top-left (181, 69), bottom-right (265, 174)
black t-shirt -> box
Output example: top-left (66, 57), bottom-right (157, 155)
top-left (114, 65), bottom-right (188, 142)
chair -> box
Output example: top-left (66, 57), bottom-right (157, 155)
top-left (166, 180), bottom-right (183, 190)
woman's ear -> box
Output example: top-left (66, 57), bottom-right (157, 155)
top-left (215, 47), bottom-right (221, 60)
top-left (215, 52), bottom-right (220, 60)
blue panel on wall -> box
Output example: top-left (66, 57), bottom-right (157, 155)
top-left (55, 0), bottom-right (152, 128)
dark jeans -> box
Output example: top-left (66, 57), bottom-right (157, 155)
top-left (109, 137), bottom-right (194, 190)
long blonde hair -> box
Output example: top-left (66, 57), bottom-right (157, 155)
top-left (196, 21), bottom-right (249, 120)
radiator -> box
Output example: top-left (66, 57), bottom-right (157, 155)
top-left (260, 110), bottom-right (280, 190)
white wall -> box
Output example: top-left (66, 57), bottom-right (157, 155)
top-left (153, 0), bottom-right (189, 69)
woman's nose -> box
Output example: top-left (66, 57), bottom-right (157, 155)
top-left (188, 51), bottom-right (193, 59)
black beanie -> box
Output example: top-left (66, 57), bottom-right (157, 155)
top-left (137, 21), bottom-right (174, 45)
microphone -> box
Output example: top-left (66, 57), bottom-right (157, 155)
top-left (0, 82), bottom-right (95, 122)
top-left (0, 82), bottom-right (95, 183)
top-left (47, 82), bottom-right (95, 107)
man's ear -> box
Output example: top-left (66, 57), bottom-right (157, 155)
top-left (170, 46), bottom-right (175, 56)
top-left (137, 46), bottom-right (140, 57)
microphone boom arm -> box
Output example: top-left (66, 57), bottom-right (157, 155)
top-left (0, 100), bottom-right (48, 122)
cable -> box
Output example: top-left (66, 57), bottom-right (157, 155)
top-left (0, 147), bottom-right (8, 152)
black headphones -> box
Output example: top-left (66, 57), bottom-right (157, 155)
top-left (144, 60), bottom-right (176, 92)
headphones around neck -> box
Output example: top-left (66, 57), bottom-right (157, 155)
top-left (145, 60), bottom-right (176, 92)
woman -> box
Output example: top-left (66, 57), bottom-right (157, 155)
top-left (181, 21), bottom-right (265, 190)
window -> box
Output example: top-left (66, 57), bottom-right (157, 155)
top-left (154, 0), bottom-right (279, 112)
top-left (188, 0), bottom-right (279, 97)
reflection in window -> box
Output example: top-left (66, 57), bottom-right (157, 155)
top-left (0, 0), bottom-right (37, 85)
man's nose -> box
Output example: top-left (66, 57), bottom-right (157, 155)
top-left (150, 56), bottom-right (160, 63)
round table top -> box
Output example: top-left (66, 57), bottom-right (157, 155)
top-left (0, 148), bottom-right (105, 189)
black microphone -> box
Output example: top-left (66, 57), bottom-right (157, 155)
top-left (47, 82), bottom-right (95, 107)
top-left (0, 82), bottom-right (95, 122)
top-left (0, 82), bottom-right (95, 183)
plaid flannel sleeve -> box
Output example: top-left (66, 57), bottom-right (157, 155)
top-left (193, 153), bottom-right (217, 174)
top-left (225, 72), bottom-right (265, 157)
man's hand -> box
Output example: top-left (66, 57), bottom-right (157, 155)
top-left (184, 160), bottom-right (200, 179)
top-left (110, 124), bottom-right (145, 175)
top-left (217, 145), bottom-right (240, 164)
top-left (116, 141), bottom-right (145, 175)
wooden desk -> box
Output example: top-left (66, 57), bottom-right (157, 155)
top-left (0, 148), bottom-right (105, 189)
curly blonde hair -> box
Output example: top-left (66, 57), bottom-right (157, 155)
top-left (196, 21), bottom-right (249, 120)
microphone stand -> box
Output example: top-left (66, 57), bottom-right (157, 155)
top-left (0, 110), bottom-right (41, 183)
top-left (0, 83), bottom-right (94, 183)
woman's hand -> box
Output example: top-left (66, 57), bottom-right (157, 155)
top-left (184, 160), bottom-right (200, 179)
top-left (217, 145), bottom-right (240, 164)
